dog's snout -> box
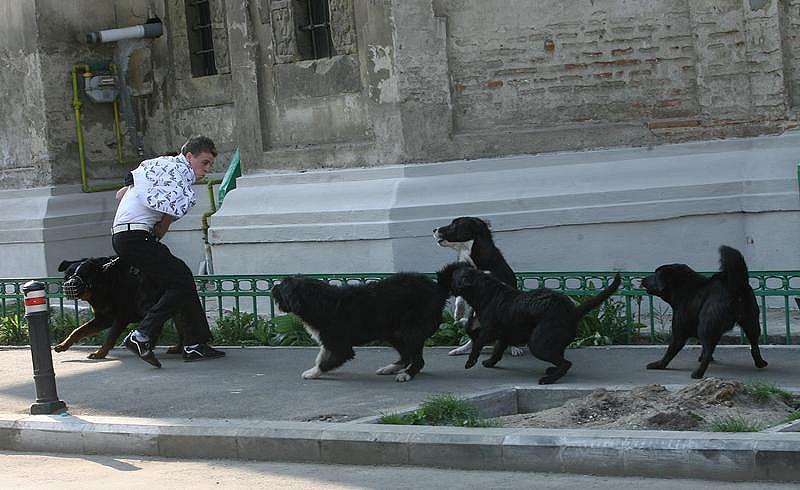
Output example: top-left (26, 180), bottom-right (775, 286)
top-left (641, 275), bottom-right (656, 292)
top-left (62, 276), bottom-right (86, 300)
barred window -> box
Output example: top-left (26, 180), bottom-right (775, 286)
top-left (185, 0), bottom-right (217, 76)
top-left (297, 0), bottom-right (334, 59)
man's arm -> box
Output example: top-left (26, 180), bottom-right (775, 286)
top-left (116, 172), bottom-right (134, 201)
top-left (115, 185), bottom-right (130, 201)
top-left (153, 214), bottom-right (177, 239)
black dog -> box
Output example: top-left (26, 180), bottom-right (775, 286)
top-left (55, 257), bottom-right (184, 359)
top-left (271, 263), bottom-right (461, 382)
top-left (433, 216), bottom-right (524, 356)
top-left (641, 245), bottom-right (767, 379)
top-left (446, 263), bottom-right (621, 384)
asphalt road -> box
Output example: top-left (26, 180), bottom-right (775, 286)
top-left (1, 451), bottom-right (797, 489)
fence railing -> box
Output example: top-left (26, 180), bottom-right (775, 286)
top-left (1, 270), bottom-right (798, 345)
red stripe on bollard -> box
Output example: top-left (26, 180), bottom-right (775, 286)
top-left (24, 297), bottom-right (47, 306)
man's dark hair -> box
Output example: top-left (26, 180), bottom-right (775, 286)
top-left (181, 135), bottom-right (217, 157)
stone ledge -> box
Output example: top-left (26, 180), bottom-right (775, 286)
top-left (2, 413), bottom-right (799, 482)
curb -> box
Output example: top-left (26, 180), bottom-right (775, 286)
top-left (1, 413), bottom-right (799, 482)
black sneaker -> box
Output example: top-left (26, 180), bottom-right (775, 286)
top-left (183, 344), bottom-right (226, 362)
top-left (123, 331), bottom-right (161, 368)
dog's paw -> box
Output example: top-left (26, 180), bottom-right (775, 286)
top-left (482, 359), bottom-right (498, 368)
top-left (690, 370), bottom-right (705, 379)
top-left (87, 350), bottom-right (108, 359)
top-left (755, 359), bottom-right (768, 369)
top-left (545, 366), bottom-right (558, 375)
top-left (509, 346), bottom-right (525, 357)
top-left (465, 358), bottom-right (477, 369)
top-left (394, 372), bottom-right (412, 382)
top-left (448, 343), bottom-right (472, 356)
top-left (538, 375), bottom-right (556, 385)
top-left (646, 361), bottom-right (666, 370)
top-left (53, 343), bottom-right (68, 353)
top-left (302, 367), bottom-right (322, 379)
top-left (376, 363), bottom-right (404, 375)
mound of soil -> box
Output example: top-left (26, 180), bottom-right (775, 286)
top-left (493, 378), bottom-right (798, 431)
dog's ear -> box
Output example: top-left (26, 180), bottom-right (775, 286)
top-left (58, 259), bottom-right (86, 272)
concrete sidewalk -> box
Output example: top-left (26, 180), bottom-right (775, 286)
top-left (2, 345), bottom-right (799, 420)
top-left (1, 345), bottom-right (799, 482)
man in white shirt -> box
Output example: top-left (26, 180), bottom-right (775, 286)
top-left (114, 135), bottom-right (225, 367)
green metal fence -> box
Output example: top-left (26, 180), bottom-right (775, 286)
top-left (1, 270), bottom-right (798, 345)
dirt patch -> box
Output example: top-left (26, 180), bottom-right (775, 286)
top-left (493, 378), bottom-right (798, 431)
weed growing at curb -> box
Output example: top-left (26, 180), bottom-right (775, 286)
top-left (747, 380), bottom-right (794, 404)
top-left (709, 416), bottom-right (764, 432)
top-left (783, 411), bottom-right (800, 424)
top-left (380, 394), bottom-right (493, 428)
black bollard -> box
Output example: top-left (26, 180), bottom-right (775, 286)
top-left (22, 281), bottom-right (67, 415)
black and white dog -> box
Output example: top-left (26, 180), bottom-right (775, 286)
top-left (271, 263), bottom-right (461, 382)
top-left (446, 263), bottom-right (621, 384)
top-left (642, 245), bottom-right (767, 379)
top-left (433, 216), bottom-right (524, 356)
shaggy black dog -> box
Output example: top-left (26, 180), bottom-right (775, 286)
top-left (271, 263), bottom-right (461, 382)
top-left (433, 216), bottom-right (524, 356)
top-left (55, 257), bottom-right (184, 359)
top-left (641, 245), bottom-right (767, 379)
top-left (446, 263), bottom-right (621, 384)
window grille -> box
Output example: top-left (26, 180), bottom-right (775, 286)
top-left (298, 0), bottom-right (333, 59)
top-left (186, 0), bottom-right (217, 76)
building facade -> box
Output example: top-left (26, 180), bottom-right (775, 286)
top-left (1, 0), bottom-right (799, 277)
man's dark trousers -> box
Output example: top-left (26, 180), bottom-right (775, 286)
top-left (112, 230), bottom-right (211, 345)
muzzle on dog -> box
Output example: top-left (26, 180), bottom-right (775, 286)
top-left (62, 276), bottom-right (89, 300)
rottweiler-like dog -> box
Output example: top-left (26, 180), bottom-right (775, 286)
top-left (641, 245), bottom-right (767, 379)
top-left (54, 257), bottom-right (184, 359)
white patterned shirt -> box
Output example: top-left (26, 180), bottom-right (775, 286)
top-left (113, 154), bottom-right (198, 226)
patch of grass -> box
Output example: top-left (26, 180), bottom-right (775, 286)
top-left (268, 313), bottom-right (314, 346)
top-left (747, 381), bottom-right (794, 404)
top-left (48, 309), bottom-right (96, 345)
top-left (426, 310), bottom-right (468, 347)
top-left (783, 411), bottom-right (800, 424)
top-left (379, 394), bottom-right (493, 428)
top-left (0, 314), bottom-right (28, 345)
top-left (571, 293), bottom-right (641, 347)
top-left (709, 416), bottom-right (764, 432)
top-left (214, 310), bottom-right (270, 346)
top-left (378, 412), bottom-right (416, 425)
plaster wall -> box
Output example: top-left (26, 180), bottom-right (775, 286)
top-left (209, 132), bottom-right (800, 274)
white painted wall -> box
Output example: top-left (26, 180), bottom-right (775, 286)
top-left (0, 133), bottom-right (796, 280)
top-left (209, 132), bottom-right (800, 274)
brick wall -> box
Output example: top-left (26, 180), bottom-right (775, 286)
top-left (439, 0), bottom-right (795, 140)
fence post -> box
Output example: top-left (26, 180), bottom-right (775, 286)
top-left (22, 281), bottom-right (67, 415)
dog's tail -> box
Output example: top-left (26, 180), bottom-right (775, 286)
top-left (719, 245), bottom-right (750, 293)
top-left (573, 273), bottom-right (622, 319)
